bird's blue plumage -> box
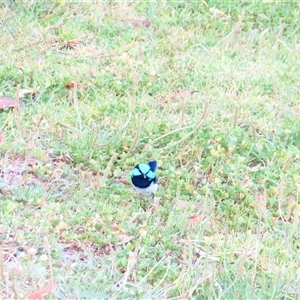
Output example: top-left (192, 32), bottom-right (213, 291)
top-left (148, 160), bottom-right (157, 172)
top-left (138, 163), bottom-right (151, 174)
top-left (131, 160), bottom-right (159, 197)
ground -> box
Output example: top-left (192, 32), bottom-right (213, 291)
top-left (0, 2), bottom-right (300, 299)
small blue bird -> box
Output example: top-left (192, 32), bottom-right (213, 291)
top-left (131, 160), bottom-right (159, 201)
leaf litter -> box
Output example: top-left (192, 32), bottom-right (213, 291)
top-left (176, 199), bottom-right (203, 209)
top-left (24, 281), bottom-right (56, 300)
top-left (0, 157), bottom-right (50, 193)
top-left (18, 88), bottom-right (36, 98)
top-left (121, 19), bottom-right (151, 27)
top-left (169, 89), bottom-right (200, 100)
top-left (0, 97), bottom-right (24, 109)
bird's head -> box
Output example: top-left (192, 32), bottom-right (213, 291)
top-left (131, 161), bottom-right (157, 181)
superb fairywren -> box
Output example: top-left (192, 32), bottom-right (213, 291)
top-left (131, 160), bottom-right (159, 200)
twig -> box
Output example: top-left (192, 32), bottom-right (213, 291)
top-left (103, 151), bottom-right (118, 179)
top-left (214, 13), bottom-right (244, 48)
top-left (11, 271), bottom-right (18, 299)
top-left (13, 84), bottom-right (21, 133)
top-left (44, 236), bottom-right (54, 282)
top-left (137, 254), bottom-right (166, 286)
top-left (118, 239), bottom-right (140, 288)
top-left (0, 251), bottom-right (4, 282)
top-left (34, 114), bottom-right (45, 139)
top-left (233, 107), bottom-right (238, 128)
top-left (129, 113), bottom-right (141, 152)
top-left (125, 43), bottom-right (142, 148)
top-left (88, 128), bottom-right (100, 160)
top-left (73, 79), bottom-right (82, 131)
top-left (180, 95), bottom-right (185, 128)
top-left (152, 123), bottom-right (195, 143)
top-left (187, 271), bottom-right (213, 298)
top-left (161, 99), bottom-right (209, 150)
top-left (57, 122), bottom-right (81, 132)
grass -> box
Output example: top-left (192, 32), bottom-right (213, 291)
top-left (0, 1), bottom-right (300, 299)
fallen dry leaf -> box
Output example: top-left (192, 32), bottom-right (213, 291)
top-left (115, 177), bottom-right (129, 185)
top-left (60, 39), bottom-right (79, 50)
top-left (118, 234), bottom-right (134, 244)
top-left (24, 281), bottom-right (56, 300)
top-left (111, 223), bottom-right (119, 231)
top-left (121, 19), bottom-right (151, 27)
top-left (169, 90), bottom-right (200, 100)
top-left (0, 188), bottom-right (11, 195)
top-left (0, 97), bottom-right (24, 109)
top-left (65, 82), bottom-right (75, 89)
top-left (188, 214), bottom-right (206, 223)
top-left (87, 70), bottom-right (96, 78)
top-left (209, 7), bottom-right (227, 19)
top-left (176, 199), bottom-right (202, 209)
top-left (19, 88), bottom-right (35, 98)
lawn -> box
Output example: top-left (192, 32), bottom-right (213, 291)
top-left (1, 1), bottom-right (300, 299)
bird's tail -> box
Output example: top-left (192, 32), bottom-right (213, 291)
top-left (148, 160), bottom-right (157, 172)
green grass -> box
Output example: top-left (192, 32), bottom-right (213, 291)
top-left (1, 1), bottom-right (300, 299)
